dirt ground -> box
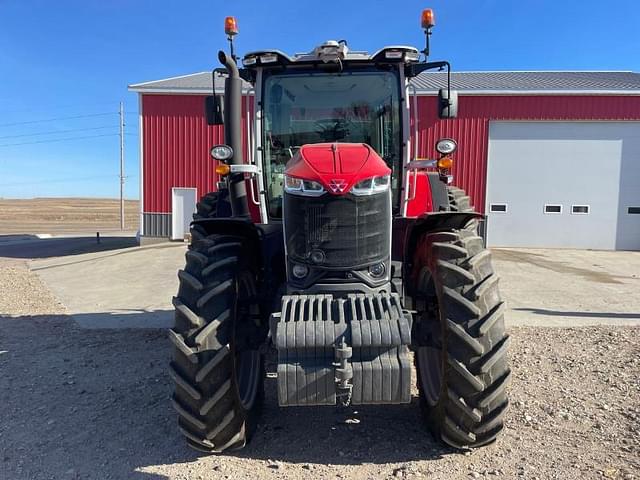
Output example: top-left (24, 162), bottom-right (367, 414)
top-left (0, 259), bottom-right (638, 480)
top-left (0, 198), bottom-right (139, 235)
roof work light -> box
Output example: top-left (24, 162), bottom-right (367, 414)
top-left (224, 16), bottom-right (238, 36)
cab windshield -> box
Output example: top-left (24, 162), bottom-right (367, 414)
top-left (262, 69), bottom-right (401, 217)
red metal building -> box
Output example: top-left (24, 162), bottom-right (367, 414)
top-left (129, 70), bottom-right (640, 249)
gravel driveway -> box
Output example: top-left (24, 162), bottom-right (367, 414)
top-left (1, 259), bottom-right (639, 480)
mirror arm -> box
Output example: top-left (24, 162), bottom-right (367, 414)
top-left (404, 60), bottom-right (449, 78)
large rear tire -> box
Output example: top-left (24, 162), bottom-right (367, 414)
top-left (169, 233), bottom-right (266, 452)
top-left (411, 229), bottom-right (510, 449)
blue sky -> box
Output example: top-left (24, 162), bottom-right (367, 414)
top-left (1, 0), bottom-right (638, 199)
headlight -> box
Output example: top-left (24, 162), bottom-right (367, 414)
top-left (351, 175), bottom-right (390, 196)
top-left (435, 138), bottom-right (457, 155)
top-left (210, 144), bottom-right (233, 162)
top-left (284, 175), bottom-right (325, 196)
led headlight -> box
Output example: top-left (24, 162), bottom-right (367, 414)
top-left (351, 175), bottom-right (390, 196)
top-left (284, 175), bottom-right (325, 196)
top-left (435, 138), bottom-right (457, 155)
top-left (292, 264), bottom-right (309, 279)
top-left (210, 144), bottom-right (233, 162)
top-left (368, 262), bottom-right (386, 278)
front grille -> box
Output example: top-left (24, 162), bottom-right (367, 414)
top-left (284, 191), bottom-right (391, 268)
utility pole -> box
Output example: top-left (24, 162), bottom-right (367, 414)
top-left (119, 101), bottom-right (125, 230)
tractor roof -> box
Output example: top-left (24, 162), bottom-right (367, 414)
top-left (242, 41), bottom-right (420, 67)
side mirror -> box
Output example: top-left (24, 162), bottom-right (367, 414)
top-left (438, 88), bottom-right (458, 119)
top-left (205, 95), bottom-right (224, 125)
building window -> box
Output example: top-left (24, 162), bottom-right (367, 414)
top-left (571, 205), bottom-right (590, 215)
top-left (629, 207), bottom-right (640, 215)
top-left (544, 204), bottom-right (562, 214)
top-left (490, 203), bottom-right (508, 213)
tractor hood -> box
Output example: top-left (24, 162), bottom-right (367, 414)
top-left (285, 143), bottom-right (391, 195)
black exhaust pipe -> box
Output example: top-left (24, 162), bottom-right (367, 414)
top-left (218, 50), bottom-right (250, 218)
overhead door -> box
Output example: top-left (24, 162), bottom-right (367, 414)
top-left (486, 121), bottom-right (640, 250)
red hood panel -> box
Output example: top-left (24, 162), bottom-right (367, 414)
top-left (285, 143), bottom-right (391, 195)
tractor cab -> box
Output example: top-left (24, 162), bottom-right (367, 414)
top-left (238, 40), bottom-right (458, 222)
top-left (242, 42), bottom-right (415, 218)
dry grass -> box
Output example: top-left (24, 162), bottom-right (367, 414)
top-left (0, 198), bottom-right (139, 235)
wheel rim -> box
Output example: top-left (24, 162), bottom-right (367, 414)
top-left (415, 270), bottom-right (444, 407)
top-left (233, 273), bottom-right (262, 410)
top-left (236, 350), bottom-right (260, 409)
top-left (418, 345), bottom-right (443, 406)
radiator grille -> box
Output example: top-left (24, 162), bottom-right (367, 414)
top-left (284, 191), bottom-right (391, 268)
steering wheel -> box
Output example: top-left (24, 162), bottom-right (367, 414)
top-left (314, 119), bottom-right (351, 142)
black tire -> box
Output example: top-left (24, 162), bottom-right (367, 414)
top-left (448, 186), bottom-right (479, 234)
top-left (448, 186), bottom-right (473, 213)
top-left (169, 233), bottom-right (266, 452)
top-left (193, 190), bottom-right (232, 221)
top-left (191, 190), bottom-right (231, 243)
top-left (411, 229), bottom-right (510, 449)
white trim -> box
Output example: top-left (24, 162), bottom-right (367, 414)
top-left (425, 69), bottom-right (635, 74)
top-left (414, 89), bottom-right (640, 96)
top-left (138, 94), bottom-right (144, 236)
top-left (400, 66), bottom-right (412, 217)
top-left (127, 86), bottom-right (640, 96)
top-left (544, 204), bottom-right (563, 214)
top-left (128, 71), bottom-right (209, 88)
top-left (253, 68), bottom-right (269, 224)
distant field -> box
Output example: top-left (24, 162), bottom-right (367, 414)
top-left (0, 198), bottom-right (139, 235)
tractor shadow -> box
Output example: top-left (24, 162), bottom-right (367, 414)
top-left (0, 234), bottom-right (138, 259)
top-left (234, 370), bottom-right (453, 465)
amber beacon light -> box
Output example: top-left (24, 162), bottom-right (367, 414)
top-left (421, 8), bottom-right (435, 29)
top-left (225, 16), bottom-right (238, 36)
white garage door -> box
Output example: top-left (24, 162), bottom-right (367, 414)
top-left (486, 121), bottom-right (640, 250)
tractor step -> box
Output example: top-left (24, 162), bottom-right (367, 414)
top-left (270, 292), bottom-right (413, 407)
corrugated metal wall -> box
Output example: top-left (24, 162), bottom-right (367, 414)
top-left (142, 94), bottom-right (252, 213)
top-left (142, 93), bottom-right (640, 218)
top-left (414, 95), bottom-right (640, 211)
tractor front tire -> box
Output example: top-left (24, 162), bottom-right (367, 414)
top-left (412, 229), bottom-right (510, 449)
top-left (448, 186), bottom-right (479, 233)
top-left (447, 186), bottom-right (473, 213)
top-left (193, 190), bottom-right (231, 221)
top-left (169, 233), bottom-right (265, 452)
top-left (191, 190), bottom-right (232, 243)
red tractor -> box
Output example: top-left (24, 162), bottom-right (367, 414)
top-left (170, 10), bottom-right (510, 453)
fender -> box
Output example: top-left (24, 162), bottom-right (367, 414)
top-left (191, 217), bottom-right (286, 302)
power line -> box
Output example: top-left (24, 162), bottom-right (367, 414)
top-left (0, 133), bottom-right (119, 148)
top-left (0, 112), bottom-right (117, 128)
top-left (0, 125), bottom-right (116, 140)
top-left (0, 174), bottom-right (139, 187)
top-left (0, 175), bottom-right (119, 187)
top-left (1, 101), bottom-right (126, 115)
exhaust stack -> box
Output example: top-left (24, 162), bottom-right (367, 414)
top-left (218, 50), bottom-right (250, 218)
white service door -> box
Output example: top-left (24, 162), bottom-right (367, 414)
top-left (171, 188), bottom-right (197, 240)
top-left (486, 121), bottom-right (640, 250)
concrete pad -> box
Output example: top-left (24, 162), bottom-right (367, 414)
top-left (27, 235), bottom-right (640, 330)
top-left (493, 248), bottom-right (640, 327)
top-left (31, 243), bottom-right (186, 329)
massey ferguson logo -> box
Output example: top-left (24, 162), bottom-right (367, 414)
top-left (328, 179), bottom-right (347, 193)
